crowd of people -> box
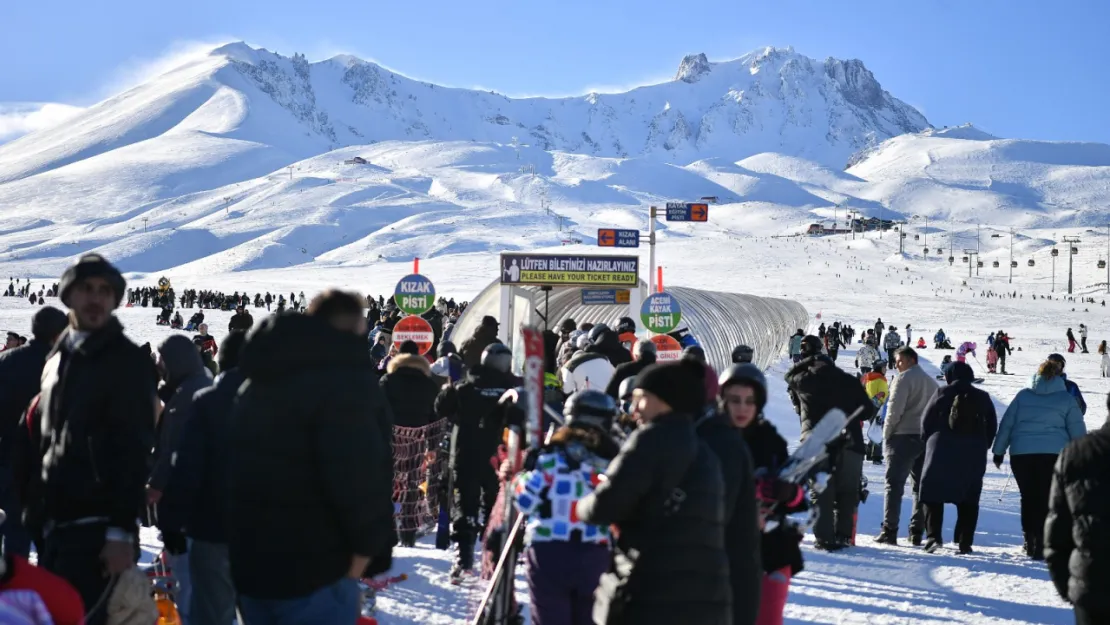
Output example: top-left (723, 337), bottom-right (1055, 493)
top-left (0, 253), bottom-right (1106, 625)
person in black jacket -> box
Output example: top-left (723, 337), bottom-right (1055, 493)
top-left (577, 360), bottom-right (731, 625)
top-left (918, 362), bottom-right (998, 554)
top-left (785, 336), bottom-right (875, 550)
top-left (231, 291), bottom-right (395, 624)
top-left (171, 331), bottom-right (247, 625)
top-left (227, 305), bottom-right (253, 333)
top-left (1046, 404), bottom-right (1110, 625)
top-left (459, 315), bottom-right (501, 370)
top-left (588, 328), bottom-right (633, 367)
top-left (380, 353), bottom-right (441, 547)
top-left (720, 364), bottom-right (806, 625)
top-left (26, 254), bottom-right (156, 625)
top-left (697, 367), bottom-right (760, 625)
top-left (435, 343), bottom-right (520, 580)
top-left (0, 306), bottom-right (66, 557)
top-left (605, 339), bottom-right (656, 399)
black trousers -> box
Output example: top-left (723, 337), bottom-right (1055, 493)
top-left (923, 499), bottom-right (980, 547)
top-left (1010, 453), bottom-right (1058, 548)
top-left (40, 524), bottom-right (114, 625)
top-left (1076, 606), bottom-right (1110, 625)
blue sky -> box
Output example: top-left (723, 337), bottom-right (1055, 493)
top-left (2, 0), bottom-right (1107, 143)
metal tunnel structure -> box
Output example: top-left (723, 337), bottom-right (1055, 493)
top-left (450, 278), bottom-right (809, 374)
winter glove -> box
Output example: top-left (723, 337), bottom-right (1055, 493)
top-left (756, 477), bottom-right (801, 505)
top-left (993, 454), bottom-right (1004, 469)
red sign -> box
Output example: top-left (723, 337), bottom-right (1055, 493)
top-left (650, 334), bottom-right (683, 362)
top-left (392, 316), bottom-right (434, 355)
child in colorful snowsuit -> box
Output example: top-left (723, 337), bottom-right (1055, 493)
top-left (512, 390), bottom-right (619, 625)
top-left (862, 361), bottom-right (889, 464)
top-left (956, 341), bottom-right (976, 363)
top-left (986, 347), bottom-right (998, 373)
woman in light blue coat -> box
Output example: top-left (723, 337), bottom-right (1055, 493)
top-left (992, 360), bottom-right (1086, 559)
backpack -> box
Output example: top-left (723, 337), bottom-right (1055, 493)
top-left (948, 391), bottom-right (984, 436)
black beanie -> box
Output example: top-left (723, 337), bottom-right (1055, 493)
top-left (634, 360), bottom-right (706, 416)
top-left (31, 306), bottom-right (68, 342)
top-left (59, 254), bottom-right (125, 308)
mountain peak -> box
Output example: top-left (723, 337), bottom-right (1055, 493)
top-left (675, 53), bottom-right (711, 83)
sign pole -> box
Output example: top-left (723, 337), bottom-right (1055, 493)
top-left (414, 257), bottom-right (419, 274)
top-left (657, 266), bottom-right (663, 293)
top-left (648, 206), bottom-right (657, 294)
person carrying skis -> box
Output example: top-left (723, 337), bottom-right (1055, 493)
top-left (719, 364), bottom-right (805, 625)
top-left (883, 325), bottom-right (902, 367)
top-left (511, 390), bottom-right (620, 625)
top-left (955, 341), bottom-right (976, 364)
top-left (786, 336), bottom-right (874, 550)
top-left (1066, 328), bottom-right (1078, 353)
top-left (578, 360), bottom-right (732, 625)
top-left (435, 343), bottom-right (520, 581)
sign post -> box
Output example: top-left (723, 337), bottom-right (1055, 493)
top-left (394, 274), bottom-right (436, 315)
top-left (640, 291), bottom-right (682, 334)
top-left (392, 315), bottom-right (435, 355)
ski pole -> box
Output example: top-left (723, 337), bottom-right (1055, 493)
top-left (998, 468), bottom-right (1013, 502)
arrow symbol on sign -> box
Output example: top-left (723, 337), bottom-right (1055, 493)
top-left (598, 230), bottom-right (614, 245)
top-left (691, 204), bottom-right (707, 220)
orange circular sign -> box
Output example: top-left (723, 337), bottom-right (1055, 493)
top-left (392, 315), bottom-right (435, 355)
top-left (650, 334), bottom-right (683, 362)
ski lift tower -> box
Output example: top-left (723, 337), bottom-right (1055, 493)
top-left (1064, 236), bottom-right (1081, 295)
top-left (964, 249), bottom-right (979, 278)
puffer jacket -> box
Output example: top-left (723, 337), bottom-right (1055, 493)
top-left (577, 413), bottom-right (731, 625)
top-left (379, 354), bottom-right (439, 429)
top-left (1045, 422), bottom-right (1110, 611)
top-left (993, 375), bottom-right (1086, 457)
top-left (855, 344), bottom-right (881, 369)
top-left (883, 331), bottom-right (902, 351)
top-left (561, 351), bottom-right (615, 394)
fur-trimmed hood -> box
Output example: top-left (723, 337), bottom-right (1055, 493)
top-left (387, 353), bottom-right (431, 376)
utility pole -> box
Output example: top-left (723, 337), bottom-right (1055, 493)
top-left (1064, 236), bottom-right (1081, 294)
top-left (965, 249), bottom-right (978, 278)
top-left (224, 196), bottom-right (233, 215)
top-left (1052, 247), bottom-right (1057, 292)
top-left (648, 206), bottom-right (658, 293)
top-left (1106, 225), bottom-right (1109, 293)
top-left (1009, 227), bottom-right (1015, 284)
top-left (286, 165), bottom-right (294, 180)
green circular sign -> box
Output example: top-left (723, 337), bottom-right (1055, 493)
top-left (641, 291), bottom-right (682, 334)
top-left (394, 274), bottom-right (436, 315)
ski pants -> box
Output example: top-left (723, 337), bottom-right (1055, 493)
top-left (813, 447), bottom-right (863, 543)
top-left (998, 351), bottom-right (1008, 373)
top-left (756, 567), bottom-right (791, 625)
top-left (525, 541), bottom-right (609, 625)
top-left (1076, 607), bottom-right (1110, 625)
top-left (452, 464), bottom-right (500, 544)
top-left (1011, 453), bottom-right (1058, 549)
top-left (1081, 337), bottom-right (1089, 352)
top-left (40, 524), bottom-right (115, 625)
top-left (881, 435), bottom-right (925, 537)
top-left (923, 499), bottom-right (980, 548)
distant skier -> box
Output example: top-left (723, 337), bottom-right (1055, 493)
top-left (994, 331), bottom-right (1013, 374)
top-left (986, 346), bottom-right (998, 374)
top-left (874, 318), bottom-right (884, 349)
top-left (1100, 341), bottom-right (1110, 377)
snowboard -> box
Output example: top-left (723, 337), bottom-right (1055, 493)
top-left (778, 407), bottom-right (856, 484)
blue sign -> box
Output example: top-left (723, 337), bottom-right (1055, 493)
top-left (664, 202), bottom-right (709, 222)
top-left (394, 274), bottom-right (436, 315)
top-left (597, 228), bottom-right (641, 248)
top-left (581, 289), bottom-right (631, 306)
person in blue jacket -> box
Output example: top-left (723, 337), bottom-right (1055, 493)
top-left (1046, 353), bottom-right (1087, 415)
top-left (992, 359), bottom-right (1086, 560)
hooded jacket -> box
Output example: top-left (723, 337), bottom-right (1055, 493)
top-left (150, 336), bottom-right (212, 493)
top-left (435, 365), bottom-right (520, 476)
top-left (577, 413), bottom-right (731, 625)
top-left (993, 375), bottom-right (1086, 457)
top-left (605, 354), bottom-right (657, 399)
top-left (882, 330), bottom-right (902, 352)
top-left (919, 365), bottom-right (998, 504)
top-left (586, 329), bottom-right (632, 367)
top-left (230, 313), bottom-right (395, 599)
top-left (786, 356), bottom-right (875, 452)
top-left (561, 351), bottom-right (615, 394)
top-left (788, 334), bottom-right (803, 357)
top-left (380, 354), bottom-right (440, 430)
top-left (884, 364), bottom-right (937, 438)
top-left (459, 324), bottom-right (500, 370)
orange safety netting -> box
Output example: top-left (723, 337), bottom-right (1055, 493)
top-left (392, 419), bottom-right (451, 534)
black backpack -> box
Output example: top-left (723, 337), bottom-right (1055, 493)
top-left (949, 391), bottom-right (984, 436)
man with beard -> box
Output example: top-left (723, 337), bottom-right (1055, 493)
top-left (24, 254), bottom-right (155, 625)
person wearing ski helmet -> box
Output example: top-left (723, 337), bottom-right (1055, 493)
top-left (578, 360), bottom-right (731, 625)
top-left (430, 340), bottom-right (464, 386)
top-left (512, 390), bottom-right (620, 625)
top-left (719, 364), bottom-right (805, 625)
top-left (586, 325), bottom-right (631, 367)
top-left (561, 332), bottom-right (617, 395)
top-left (606, 339), bottom-right (656, 401)
top-left (616, 317), bottom-right (637, 353)
top-left (435, 342), bottom-right (521, 580)
top-left (732, 344), bottom-right (754, 364)
top-left (785, 335), bottom-right (875, 550)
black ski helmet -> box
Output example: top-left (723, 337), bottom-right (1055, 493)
top-left (563, 389), bottom-right (617, 433)
top-left (800, 335), bottom-right (823, 357)
top-left (616, 317), bottom-right (636, 335)
top-left (718, 363), bottom-right (767, 411)
top-left (588, 323), bottom-right (611, 344)
top-left (682, 345), bottom-right (706, 364)
top-left (437, 340), bottom-right (458, 358)
top-left (618, 376), bottom-right (637, 402)
top-left (731, 344), bottom-right (754, 364)
top-left (481, 342), bottom-right (513, 373)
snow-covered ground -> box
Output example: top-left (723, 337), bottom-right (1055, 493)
top-left (3, 221), bottom-right (1103, 624)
